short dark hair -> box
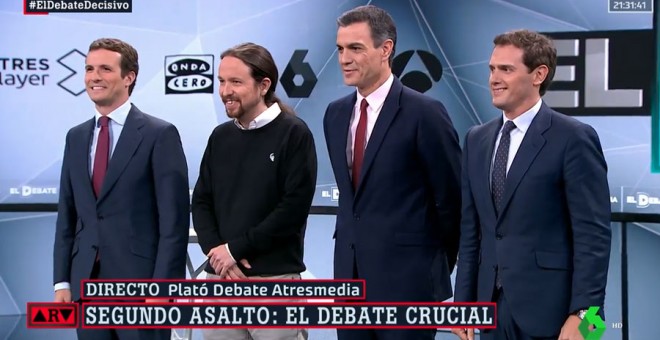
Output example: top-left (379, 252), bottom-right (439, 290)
top-left (88, 38), bottom-right (139, 95)
top-left (337, 5), bottom-right (397, 66)
top-left (220, 42), bottom-right (293, 115)
top-left (493, 29), bottom-right (556, 96)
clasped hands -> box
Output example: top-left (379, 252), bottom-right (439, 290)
top-left (207, 243), bottom-right (251, 280)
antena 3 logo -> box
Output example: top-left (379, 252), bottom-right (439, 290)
top-left (164, 55), bottom-right (214, 94)
top-left (392, 50), bottom-right (443, 94)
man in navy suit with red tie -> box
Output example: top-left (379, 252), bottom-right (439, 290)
top-left (53, 38), bottom-right (190, 340)
top-left (323, 5), bottom-right (462, 340)
top-left (453, 30), bottom-right (611, 340)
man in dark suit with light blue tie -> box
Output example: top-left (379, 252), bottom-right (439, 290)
top-left (324, 5), bottom-right (462, 340)
top-left (453, 30), bottom-right (611, 340)
top-left (53, 38), bottom-right (190, 340)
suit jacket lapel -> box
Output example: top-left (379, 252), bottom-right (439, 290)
top-left (74, 118), bottom-right (97, 203)
top-left (355, 78), bottom-right (402, 195)
top-left (330, 95), bottom-right (356, 198)
top-left (498, 105), bottom-right (551, 219)
top-left (97, 105), bottom-right (144, 203)
top-left (479, 119), bottom-right (502, 223)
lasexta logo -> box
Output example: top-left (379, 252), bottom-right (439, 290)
top-left (578, 306), bottom-right (606, 340)
top-left (281, 50), bottom-right (317, 98)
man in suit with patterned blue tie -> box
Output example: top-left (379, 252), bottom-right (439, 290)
top-left (452, 30), bottom-right (611, 340)
top-left (324, 5), bottom-right (462, 340)
top-left (53, 38), bottom-right (190, 340)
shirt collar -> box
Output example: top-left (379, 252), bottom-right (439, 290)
top-left (95, 99), bottom-right (131, 127)
top-left (502, 98), bottom-right (542, 133)
top-left (356, 74), bottom-right (394, 112)
top-left (233, 102), bottom-right (281, 130)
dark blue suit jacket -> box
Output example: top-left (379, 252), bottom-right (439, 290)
top-left (454, 103), bottom-right (611, 337)
top-left (53, 105), bottom-right (190, 301)
top-left (324, 77), bottom-right (461, 303)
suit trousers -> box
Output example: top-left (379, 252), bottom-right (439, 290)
top-left (480, 289), bottom-right (557, 340)
top-left (336, 259), bottom-right (436, 340)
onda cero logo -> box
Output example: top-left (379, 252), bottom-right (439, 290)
top-left (164, 55), bottom-right (214, 94)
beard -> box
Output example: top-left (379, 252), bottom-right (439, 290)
top-left (224, 97), bottom-right (258, 122)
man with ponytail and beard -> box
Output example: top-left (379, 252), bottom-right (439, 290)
top-left (191, 42), bottom-right (317, 340)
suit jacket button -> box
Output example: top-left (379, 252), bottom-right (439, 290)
top-left (495, 233), bottom-right (503, 240)
top-left (353, 214), bottom-right (360, 221)
top-left (98, 216), bottom-right (104, 221)
top-left (350, 244), bottom-right (355, 250)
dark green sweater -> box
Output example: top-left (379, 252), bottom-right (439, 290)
top-left (192, 112), bottom-right (317, 276)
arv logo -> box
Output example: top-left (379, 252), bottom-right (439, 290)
top-left (164, 55), bottom-right (214, 94)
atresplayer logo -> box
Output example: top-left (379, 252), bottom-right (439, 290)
top-left (578, 306), bottom-right (606, 340)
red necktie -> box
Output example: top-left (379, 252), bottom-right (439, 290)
top-left (352, 99), bottom-right (368, 190)
top-left (92, 116), bottom-right (110, 197)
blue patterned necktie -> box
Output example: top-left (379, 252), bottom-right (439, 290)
top-left (491, 120), bottom-right (516, 215)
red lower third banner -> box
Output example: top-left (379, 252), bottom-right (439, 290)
top-left (26, 301), bottom-right (496, 329)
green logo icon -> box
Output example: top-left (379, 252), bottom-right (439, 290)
top-left (578, 306), bottom-right (606, 340)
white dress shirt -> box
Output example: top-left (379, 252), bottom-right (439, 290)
top-left (88, 100), bottom-right (131, 176)
top-left (346, 74), bottom-right (395, 178)
top-left (490, 98), bottom-right (542, 183)
top-left (233, 102), bottom-right (281, 130)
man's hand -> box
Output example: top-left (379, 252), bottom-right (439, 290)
top-left (225, 264), bottom-right (247, 280)
top-left (559, 315), bottom-right (585, 340)
top-left (239, 259), bottom-right (252, 270)
top-left (54, 289), bottom-right (72, 303)
top-left (208, 244), bottom-right (236, 277)
top-left (451, 328), bottom-right (474, 340)
top-left (216, 259), bottom-right (252, 280)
